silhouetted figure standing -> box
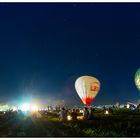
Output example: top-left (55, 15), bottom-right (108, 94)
top-left (59, 107), bottom-right (67, 121)
top-left (71, 109), bottom-right (78, 121)
top-left (109, 107), bottom-right (113, 114)
top-left (89, 107), bottom-right (95, 119)
top-left (137, 104), bottom-right (140, 110)
top-left (83, 107), bottom-right (89, 120)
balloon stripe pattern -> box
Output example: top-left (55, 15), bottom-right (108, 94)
top-left (75, 76), bottom-right (100, 106)
top-left (135, 68), bottom-right (140, 91)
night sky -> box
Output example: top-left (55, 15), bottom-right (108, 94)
top-left (0, 3), bottom-right (140, 106)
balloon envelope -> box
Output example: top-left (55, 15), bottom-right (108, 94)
top-left (135, 68), bottom-right (140, 91)
top-left (75, 76), bottom-right (100, 106)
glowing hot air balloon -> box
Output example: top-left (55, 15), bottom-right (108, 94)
top-left (135, 68), bottom-right (140, 91)
top-left (75, 76), bottom-right (100, 106)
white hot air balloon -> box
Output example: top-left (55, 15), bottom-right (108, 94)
top-left (75, 76), bottom-right (101, 106)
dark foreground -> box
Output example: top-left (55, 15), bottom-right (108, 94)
top-left (0, 108), bottom-right (140, 137)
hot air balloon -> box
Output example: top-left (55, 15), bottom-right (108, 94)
top-left (75, 76), bottom-right (100, 107)
top-left (135, 68), bottom-right (140, 91)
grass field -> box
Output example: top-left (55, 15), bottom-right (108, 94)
top-left (0, 108), bottom-right (140, 137)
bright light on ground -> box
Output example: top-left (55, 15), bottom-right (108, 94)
top-left (77, 116), bottom-right (83, 120)
top-left (13, 107), bottom-right (17, 111)
top-left (105, 110), bottom-right (109, 115)
top-left (31, 105), bottom-right (38, 111)
top-left (127, 104), bottom-right (130, 109)
top-left (20, 103), bottom-right (30, 111)
top-left (67, 115), bottom-right (72, 121)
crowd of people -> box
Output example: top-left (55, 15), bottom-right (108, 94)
top-left (58, 107), bottom-right (93, 121)
top-left (57, 105), bottom-right (119, 121)
top-left (2, 104), bottom-right (130, 122)
top-left (2, 104), bottom-right (139, 122)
